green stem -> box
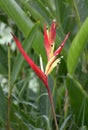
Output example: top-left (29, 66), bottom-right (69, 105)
top-left (52, 77), bottom-right (57, 99)
top-left (64, 90), bottom-right (68, 119)
top-left (48, 67), bottom-right (59, 129)
top-left (7, 44), bottom-right (11, 130)
top-left (64, 89), bottom-right (69, 130)
top-left (47, 85), bottom-right (59, 130)
top-left (72, 0), bottom-right (81, 29)
top-left (49, 77), bottom-right (57, 120)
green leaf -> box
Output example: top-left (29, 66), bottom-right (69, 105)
top-left (0, 46), bottom-right (7, 75)
top-left (0, 64), bottom-right (7, 75)
top-left (66, 74), bottom-right (88, 125)
top-left (19, 0), bottom-right (44, 24)
top-left (67, 18), bottom-right (88, 74)
top-left (55, 0), bottom-right (66, 23)
top-left (11, 22), bottom-right (39, 85)
top-left (33, 31), bottom-right (47, 63)
top-left (38, 81), bottom-right (49, 116)
top-left (60, 115), bottom-right (71, 130)
top-left (28, 0), bottom-right (53, 24)
top-left (0, 0), bottom-right (33, 36)
top-left (15, 110), bottom-right (40, 129)
top-left (67, 0), bottom-right (81, 29)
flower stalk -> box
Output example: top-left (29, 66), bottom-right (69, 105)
top-left (7, 43), bottom-right (11, 130)
top-left (46, 84), bottom-right (59, 130)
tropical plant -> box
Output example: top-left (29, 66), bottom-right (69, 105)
top-left (0, 0), bottom-right (88, 130)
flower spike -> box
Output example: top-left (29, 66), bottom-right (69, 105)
top-left (12, 20), bottom-right (70, 130)
top-left (12, 33), bottom-right (59, 130)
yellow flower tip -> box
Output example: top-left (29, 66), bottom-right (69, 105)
top-left (46, 25), bottom-right (49, 30)
top-left (53, 19), bottom-right (56, 22)
top-left (45, 56), bottom-right (56, 75)
top-left (45, 55), bottom-right (64, 76)
top-left (60, 56), bottom-right (64, 59)
top-left (45, 58), bottom-right (61, 76)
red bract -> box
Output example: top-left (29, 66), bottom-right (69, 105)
top-left (50, 19), bottom-right (57, 43)
top-left (12, 34), bottom-right (48, 87)
top-left (44, 23), bottom-right (50, 60)
top-left (44, 20), bottom-right (57, 60)
top-left (54, 32), bottom-right (70, 56)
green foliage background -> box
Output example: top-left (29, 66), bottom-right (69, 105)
top-left (0, 0), bottom-right (88, 129)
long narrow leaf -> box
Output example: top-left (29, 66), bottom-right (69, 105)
top-left (66, 74), bottom-right (88, 125)
top-left (0, 0), bottom-right (32, 36)
top-left (28, 0), bottom-right (53, 24)
top-left (67, 18), bottom-right (88, 74)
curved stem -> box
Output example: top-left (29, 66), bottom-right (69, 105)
top-left (46, 84), bottom-right (59, 130)
top-left (72, 0), bottom-right (81, 29)
top-left (7, 44), bottom-right (11, 130)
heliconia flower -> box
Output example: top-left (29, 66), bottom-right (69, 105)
top-left (44, 20), bottom-right (70, 76)
top-left (12, 20), bottom-right (70, 82)
top-left (12, 20), bottom-right (70, 130)
top-left (12, 32), bottom-right (59, 130)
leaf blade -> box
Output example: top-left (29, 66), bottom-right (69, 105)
top-left (67, 18), bottom-right (88, 74)
top-left (0, 0), bottom-right (32, 36)
top-left (66, 74), bottom-right (88, 125)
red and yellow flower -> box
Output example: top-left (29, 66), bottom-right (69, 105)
top-left (12, 20), bottom-right (70, 87)
top-left (12, 20), bottom-right (70, 130)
